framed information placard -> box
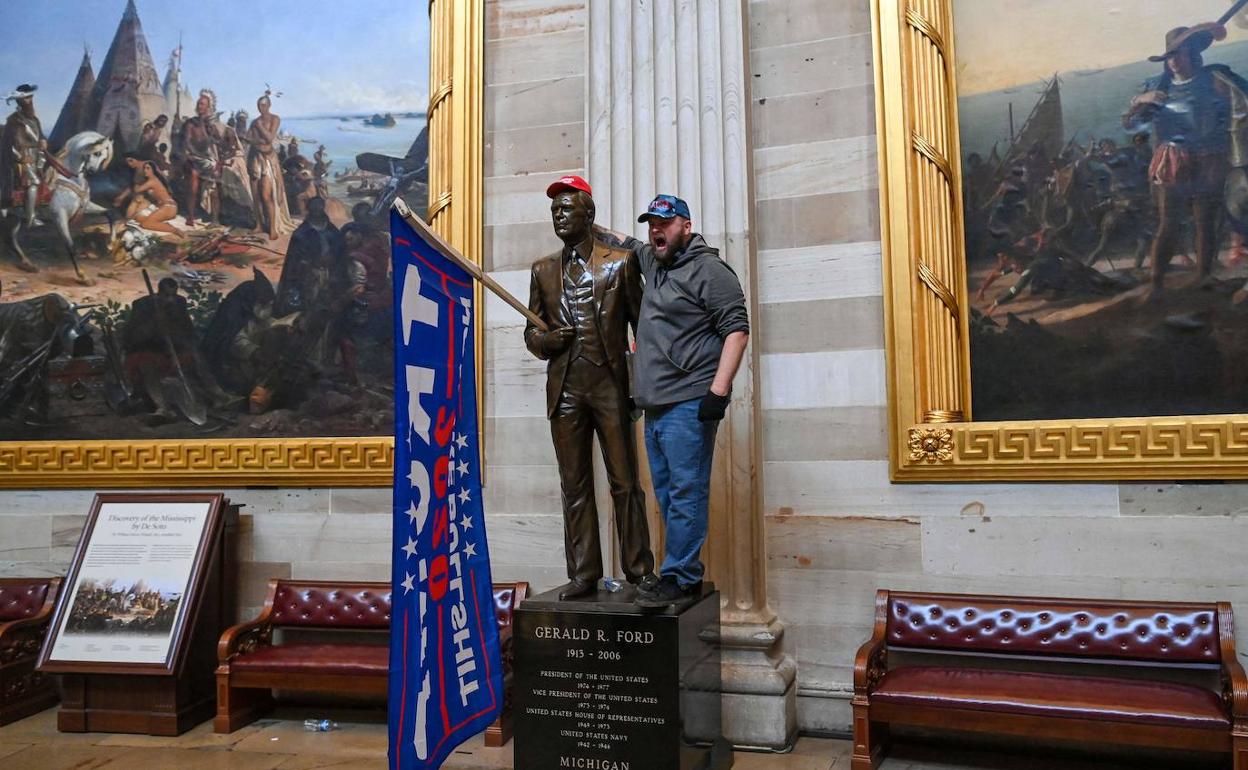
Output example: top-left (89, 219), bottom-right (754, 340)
top-left (38, 493), bottom-right (225, 675)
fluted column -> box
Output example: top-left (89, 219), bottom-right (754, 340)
top-left (588, 0), bottom-right (796, 750)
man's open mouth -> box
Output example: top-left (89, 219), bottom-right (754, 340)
top-left (653, 234), bottom-right (668, 250)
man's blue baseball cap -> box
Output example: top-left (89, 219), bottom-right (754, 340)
top-left (638, 194), bottom-right (691, 223)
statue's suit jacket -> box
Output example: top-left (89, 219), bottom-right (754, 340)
top-left (523, 240), bottom-right (643, 418)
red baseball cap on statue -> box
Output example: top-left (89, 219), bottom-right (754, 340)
top-left (546, 174), bottom-right (592, 198)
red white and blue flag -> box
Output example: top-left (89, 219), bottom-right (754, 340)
top-left (390, 210), bottom-right (502, 770)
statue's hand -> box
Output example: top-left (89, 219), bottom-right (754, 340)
top-left (541, 326), bottom-right (575, 356)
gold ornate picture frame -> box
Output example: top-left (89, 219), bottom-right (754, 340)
top-left (872, 0), bottom-right (1248, 481)
top-left (0, 1), bottom-right (482, 489)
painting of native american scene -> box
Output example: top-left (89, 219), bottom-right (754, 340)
top-left (0, 0), bottom-right (427, 439)
top-left (957, 1), bottom-right (1248, 420)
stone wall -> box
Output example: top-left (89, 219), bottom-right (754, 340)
top-left (480, 0), bottom-right (589, 592)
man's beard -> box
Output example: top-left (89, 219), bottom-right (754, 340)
top-left (653, 233), bottom-right (688, 265)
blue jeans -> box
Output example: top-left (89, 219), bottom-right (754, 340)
top-left (643, 398), bottom-right (718, 588)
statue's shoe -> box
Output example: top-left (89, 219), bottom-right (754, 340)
top-left (557, 578), bottom-right (596, 601)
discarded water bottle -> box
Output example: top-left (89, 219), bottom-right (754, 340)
top-left (304, 718), bottom-right (338, 732)
top-left (602, 577), bottom-right (624, 592)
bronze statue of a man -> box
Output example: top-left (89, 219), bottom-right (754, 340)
top-left (524, 175), bottom-right (656, 600)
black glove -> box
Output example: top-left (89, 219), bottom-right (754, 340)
top-left (540, 326), bottom-right (575, 357)
top-left (698, 390), bottom-right (730, 422)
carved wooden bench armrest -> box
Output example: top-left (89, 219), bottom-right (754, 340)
top-left (0, 579), bottom-right (60, 665)
top-left (1218, 602), bottom-right (1248, 724)
top-left (853, 589), bottom-right (890, 700)
top-left (217, 579), bottom-right (279, 665)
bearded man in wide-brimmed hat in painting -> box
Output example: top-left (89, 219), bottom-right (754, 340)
top-left (1125, 21), bottom-right (1248, 300)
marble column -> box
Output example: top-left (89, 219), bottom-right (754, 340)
top-left (588, 0), bottom-right (797, 750)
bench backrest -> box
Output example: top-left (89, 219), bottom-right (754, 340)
top-left (272, 581), bottom-right (392, 629)
top-left (0, 577), bottom-right (59, 623)
top-left (268, 579), bottom-right (530, 632)
top-left (884, 591), bottom-right (1224, 664)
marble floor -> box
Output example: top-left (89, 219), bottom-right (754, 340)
top-left (0, 708), bottom-right (1225, 769)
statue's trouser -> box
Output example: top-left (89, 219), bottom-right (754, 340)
top-left (550, 356), bottom-right (654, 585)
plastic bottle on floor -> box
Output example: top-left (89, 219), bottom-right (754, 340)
top-left (303, 719), bottom-right (338, 732)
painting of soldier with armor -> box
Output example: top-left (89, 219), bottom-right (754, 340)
top-left (0, 0), bottom-right (428, 440)
top-left (957, 0), bottom-right (1248, 420)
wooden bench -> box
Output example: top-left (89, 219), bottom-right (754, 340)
top-left (214, 578), bottom-right (527, 745)
top-left (852, 590), bottom-right (1248, 769)
top-left (0, 577), bottom-right (61, 725)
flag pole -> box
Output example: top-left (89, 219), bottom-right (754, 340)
top-left (392, 198), bottom-right (550, 332)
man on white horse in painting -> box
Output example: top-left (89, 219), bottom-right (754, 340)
top-left (0, 84), bottom-right (45, 229)
top-left (0, 83), bottom-right (114, 286)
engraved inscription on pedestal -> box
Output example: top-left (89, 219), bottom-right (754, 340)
top-left (514, 587), bottom-right (730, 770)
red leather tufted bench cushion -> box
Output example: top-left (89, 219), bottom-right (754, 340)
top-left (229, 642), bottom-right (388, 677)
top-left (0, 582), bottom-right (51, 622)
top-left (873, 666), bottom-right (1230, 730)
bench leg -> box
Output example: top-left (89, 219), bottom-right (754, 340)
top-left (1235, 733), bottom-right (1248, 770)
top-left (214, 670), bottom-right (273, 734)
top-left (851, 701), bottom-right (885, 770)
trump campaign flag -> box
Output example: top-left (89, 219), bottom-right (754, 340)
top-left (390, 207), bottom-right (502, 770)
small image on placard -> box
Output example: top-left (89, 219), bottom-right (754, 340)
top-left (63, 576), bottom-right (183, 637)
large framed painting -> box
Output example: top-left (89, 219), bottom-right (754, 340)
top-left (0, 0), bottom-right (482, 487)
top-left (38, 492), bottom-right (224, 673)
top-left (873, 0), bottom-right (1248, 479)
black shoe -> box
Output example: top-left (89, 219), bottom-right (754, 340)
top-left (629, 572), bottom-right (660, 595)
top-left (634, 576), bottom-right (701, 608)
top-left (558, 578), bottom-right (596, 601)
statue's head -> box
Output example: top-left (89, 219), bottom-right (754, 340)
top-left (546, 175), bottom-right (595, 247)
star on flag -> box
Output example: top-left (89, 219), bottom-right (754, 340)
top-left (402, 536), bottom-right (418, 558)
top-left (401, 572), bottom-right (415, 594)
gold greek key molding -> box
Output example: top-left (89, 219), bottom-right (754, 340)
top-left (0, 438), bottom-right (393, 488)
top-left (958, 420), bottom-right (1248, 462)
top-left (893, 418), bottom-right (1248, 480)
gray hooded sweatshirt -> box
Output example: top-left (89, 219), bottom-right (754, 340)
top-left (632, 234), bottom-right (749, 409)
